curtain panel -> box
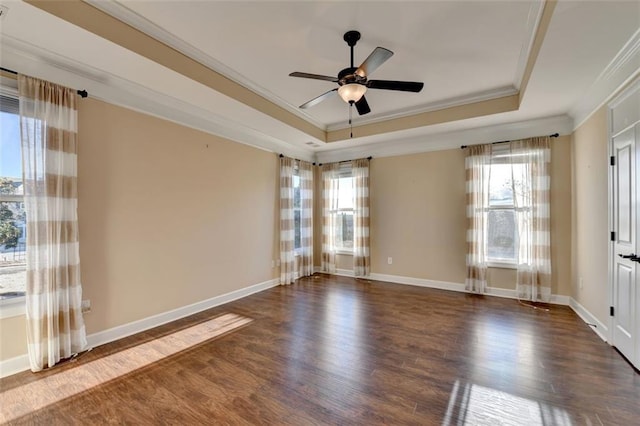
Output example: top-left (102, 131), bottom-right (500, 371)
top-left (321, 163), bottom-right (340, 273)
top-left (279, 156), bottom-right (314, 285)
top-left (298, 160), bottom-right (314, 278)
top-left (511, 137), bottom-right (552, 302)
top-left (352, 158), bottom-right (370, 276)
top-left (279, 156), bottom-right (295, 284)
top-left (465, 144), bottom-right (491, 293)
top-left (18, 74), bottom-right (87, 372)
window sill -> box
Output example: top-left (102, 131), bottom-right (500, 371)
top-left (335, 250), bottom-right (353, 256)
top-left (0, 295), bottom-right (26, 319)
top-left (487, 261), bottom-right (517, 270)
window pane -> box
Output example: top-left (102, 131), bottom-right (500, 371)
top-left (0, 112), bottom-right (22, 180)
top-left (487, 209), bottom-right (517, 262)
top-left (334, 211), bottom-right (353, 250)
top-left (0, 110), bottom-right (26, 297)
top-left (292, 174), bottom-right (301, 250)
top-left (292, 174), bottom-right (301, 209)
top-left (337, 177), bottom-right (353, 210)
top-left (489, 164), bottom-right (514, 206)
top-left (294, 208), bottom-right (301, 250)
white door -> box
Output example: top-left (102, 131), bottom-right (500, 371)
top-left (611, 123), bottom-right (638, 365)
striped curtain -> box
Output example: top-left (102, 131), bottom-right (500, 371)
top-left (279, 156), bottom-right (295, 284)
top-left (465, 144), bottom-right (491, 293)
top-left (298, 160), bottom-right (314, 277)
top-left (352, 158), bottom-right (370, 276)
top-left (280, 157), bottom-right (314, 284)
top-left (321, 163), bottom-right (340, 273)
top-left (18, 75), bottom-right (87, 372)
top-left (511, 137), bottom-right (552, 302)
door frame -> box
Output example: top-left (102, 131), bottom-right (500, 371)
top-left (608, 77), bottom-right (640, 368)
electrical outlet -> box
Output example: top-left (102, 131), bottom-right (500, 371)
top-left (81, 299), bottom-right (91, 313)
top-left (0, 5), bottom-right (9, 20)
top-left (387, 257), bottom-right (393, 265)
top-left (579, 277), bottom-right (584, 289)
top-left (271, 260), bottom-right (275, 268)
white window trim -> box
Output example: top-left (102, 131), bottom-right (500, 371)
top-left (487, 261), bottom-right (517, 269)
top-left (335, 249), bottom-right (353, 256)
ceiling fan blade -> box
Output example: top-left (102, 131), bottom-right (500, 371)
top-left (299, 88), bottom-right (338, 109)
top-left (355, 47), bottom-right (394, 77)
top-left (367, 80), bottom-right (424, 92)
top-left (354, 96), bottom-right (371, 115)
top-left (289, 72), bottom-right (338, 83)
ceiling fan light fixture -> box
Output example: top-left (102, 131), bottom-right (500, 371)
top-left (338, 83), bottom-right (367, 103)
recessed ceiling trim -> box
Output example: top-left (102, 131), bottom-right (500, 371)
top-left (513, 0), bottom-right (546, 90)
top-left (326, 85), bottom-right (518, 132)
top-left (25, 0), bottom-right (559, 145)
top-left (326, 94), bottom-right (520, 143)
top-left (518, 0), bottom-right (557, 104)
top-left (571, 28), bottom-right (640, 130)
top-left (84, 0), bottom-right (326, 131)
top-left (0, 34), bottom-right (315, 162)
top-left (316, 114), bottom-right (573, 164)
top-left (24, 0), bottom-right (327, 142)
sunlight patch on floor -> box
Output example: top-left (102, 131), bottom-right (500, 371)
top-left (0, 313), bottom-right (252, 423)
top-left (444, 380), bottom-right (572, 425)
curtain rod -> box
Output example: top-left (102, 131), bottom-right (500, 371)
top-left (318, 156), bottom-right (372, 166)
top-left (278, 153), bottom-right (316, 166)
top-left (0, 67), bottom-right (88, 98)
top-left (460, 133), bottom-right (559, 149)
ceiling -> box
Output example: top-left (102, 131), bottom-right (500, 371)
top-left (0, 1), bottom-right (639, 162)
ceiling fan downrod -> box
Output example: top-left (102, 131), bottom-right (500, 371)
top-left (343, 30), bottom-right (361, 68)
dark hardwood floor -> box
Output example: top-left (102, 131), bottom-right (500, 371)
top-left (1, 274), bottom-right (639, 425)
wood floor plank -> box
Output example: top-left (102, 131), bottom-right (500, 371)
top-left (2, 274), bottom-right (639, 425)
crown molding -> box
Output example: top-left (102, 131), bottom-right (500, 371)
top-left (571, 28), bottom-right (640, 130)
top-left (0, 35), bottom-right (314, 162)
top-left (82, 0), bottom-right (536, 137)
top-left (513, 0), bottom-right (546, 91)
top-left (326, 86), bottom-right (518, 132)
top-left (1, 31), bottom-right (574, 167)
top-left (315, 114), bottom-right (573, 163)
top-left (84, 0), bottom-right (326, 131)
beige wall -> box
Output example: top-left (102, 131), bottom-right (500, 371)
top-left (0, 315), bottom-right (27, 360)
top-left (0, 98), bottom-right (279, 362)
top-left (368, 136), bottom-right (572, 295)
top-left (571, 107), bottom-right (609, 322)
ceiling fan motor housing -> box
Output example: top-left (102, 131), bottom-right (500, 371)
top-left (338, 67), bottom-right (366, 86)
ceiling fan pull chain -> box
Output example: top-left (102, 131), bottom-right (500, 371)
top-left (349, 102), bottom-right (353, 138)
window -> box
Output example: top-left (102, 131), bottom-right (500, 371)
top-left (331, 175), bottom-right (354, 251)
top-left (292, 173), bottom-right (301, 250)
top-left (486, 150), bottom-right (527, 266)
top-left (0, 93), bottom-right (26, 299)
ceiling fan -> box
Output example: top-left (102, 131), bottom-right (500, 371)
top-left (289, 30), bottom-right (424, 116)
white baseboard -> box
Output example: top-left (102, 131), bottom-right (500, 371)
top-left (368, 272), bottom-right (570, 306)
top-left (87, 278), bottom-right (279, 348)
top-left (0, 277), bottom-right (279, 379)
top-left (569, 297), bottom-right (609, 342)
top-left (335, 268), bottom-right (355, 277)
top-left (0, 354), bottom-right (30, 379)
top-left (369, 273), bottom-right (465, 293)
